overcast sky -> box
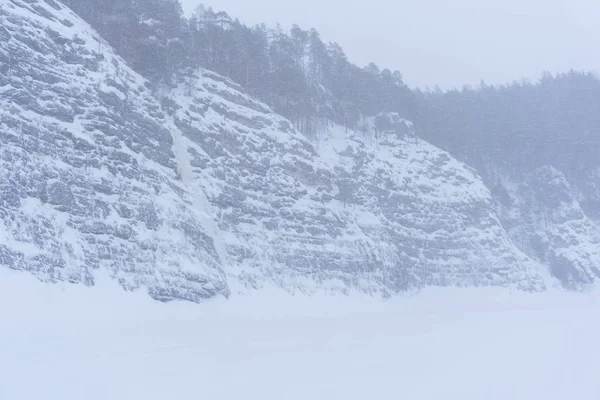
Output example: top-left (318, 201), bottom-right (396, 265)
top-left (180, 0), bottom-right (600, 89)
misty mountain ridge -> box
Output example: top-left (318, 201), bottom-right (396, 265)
top-left (0, 0), bottom-right (598, 302)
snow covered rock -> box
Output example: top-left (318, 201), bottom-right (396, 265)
top-left (313, 115), bottom-right (546, 291)
top-left (168, 68), bottom-right (546, 295)
top-left (167, 72), bottom-right (399, 295)
top-left (0, 0), bottom-right (548, 301)
top-left (498, 166), bottom-right (600, 289)
top-left (0, 0), bottom-right (228, 301)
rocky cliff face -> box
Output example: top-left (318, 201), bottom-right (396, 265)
top-left (0, 0), bottom-right (227, 301)
top-left (166, 69), bottom-right (546, 294)
top-left (313, 116), bottom-right (546, 291)
top-left (496, 166), bottom-right (600, 289)
top-left (0, 0), bottom-right (550, 301)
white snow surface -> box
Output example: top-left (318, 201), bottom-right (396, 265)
top-left (1, 268), bottom-right (599, 400)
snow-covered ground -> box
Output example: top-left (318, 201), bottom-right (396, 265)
top-left (1, 269), bottom-right (599, 400)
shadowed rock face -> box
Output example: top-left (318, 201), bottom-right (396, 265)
top-left (0, 0), bottom-right (228, 302)
top-left (1, 0), bottom-right (549, 301)
top-left (497, 166), bottom-right (600, 290)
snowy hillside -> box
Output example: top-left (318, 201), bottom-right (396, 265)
top-left (0, 0), bottom-right (553, 300)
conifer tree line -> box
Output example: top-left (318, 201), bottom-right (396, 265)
top-left (414, 71), bottom-right (600, 209)
top-left (61, 0), bottom-right (600, 204)
top-left (62, 0), bottom-right (185, 83)
top-left (60, 0), bottom-right (415, 134)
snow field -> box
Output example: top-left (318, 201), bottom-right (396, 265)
top-left (1, 269), bottom-right (599, 400)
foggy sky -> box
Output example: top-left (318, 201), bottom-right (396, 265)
top-left (180, 0), bottom-right (600, 89)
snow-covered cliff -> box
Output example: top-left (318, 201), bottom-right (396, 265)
top-left (0, 0), bottom-right (552, 301)
top-left (165, 72), bottom-right (546, 294)
top-left (0, 0), bottom-right (227, 301)
top-left (496, 166), bottom-right (600, 289)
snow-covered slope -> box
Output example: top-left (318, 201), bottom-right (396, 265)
top-left (0, 0), bottom-right (228, 301)
top-left (497, 166), bottom-right (600, 289)
top-left (0, 0), bottom-right (549, 300)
